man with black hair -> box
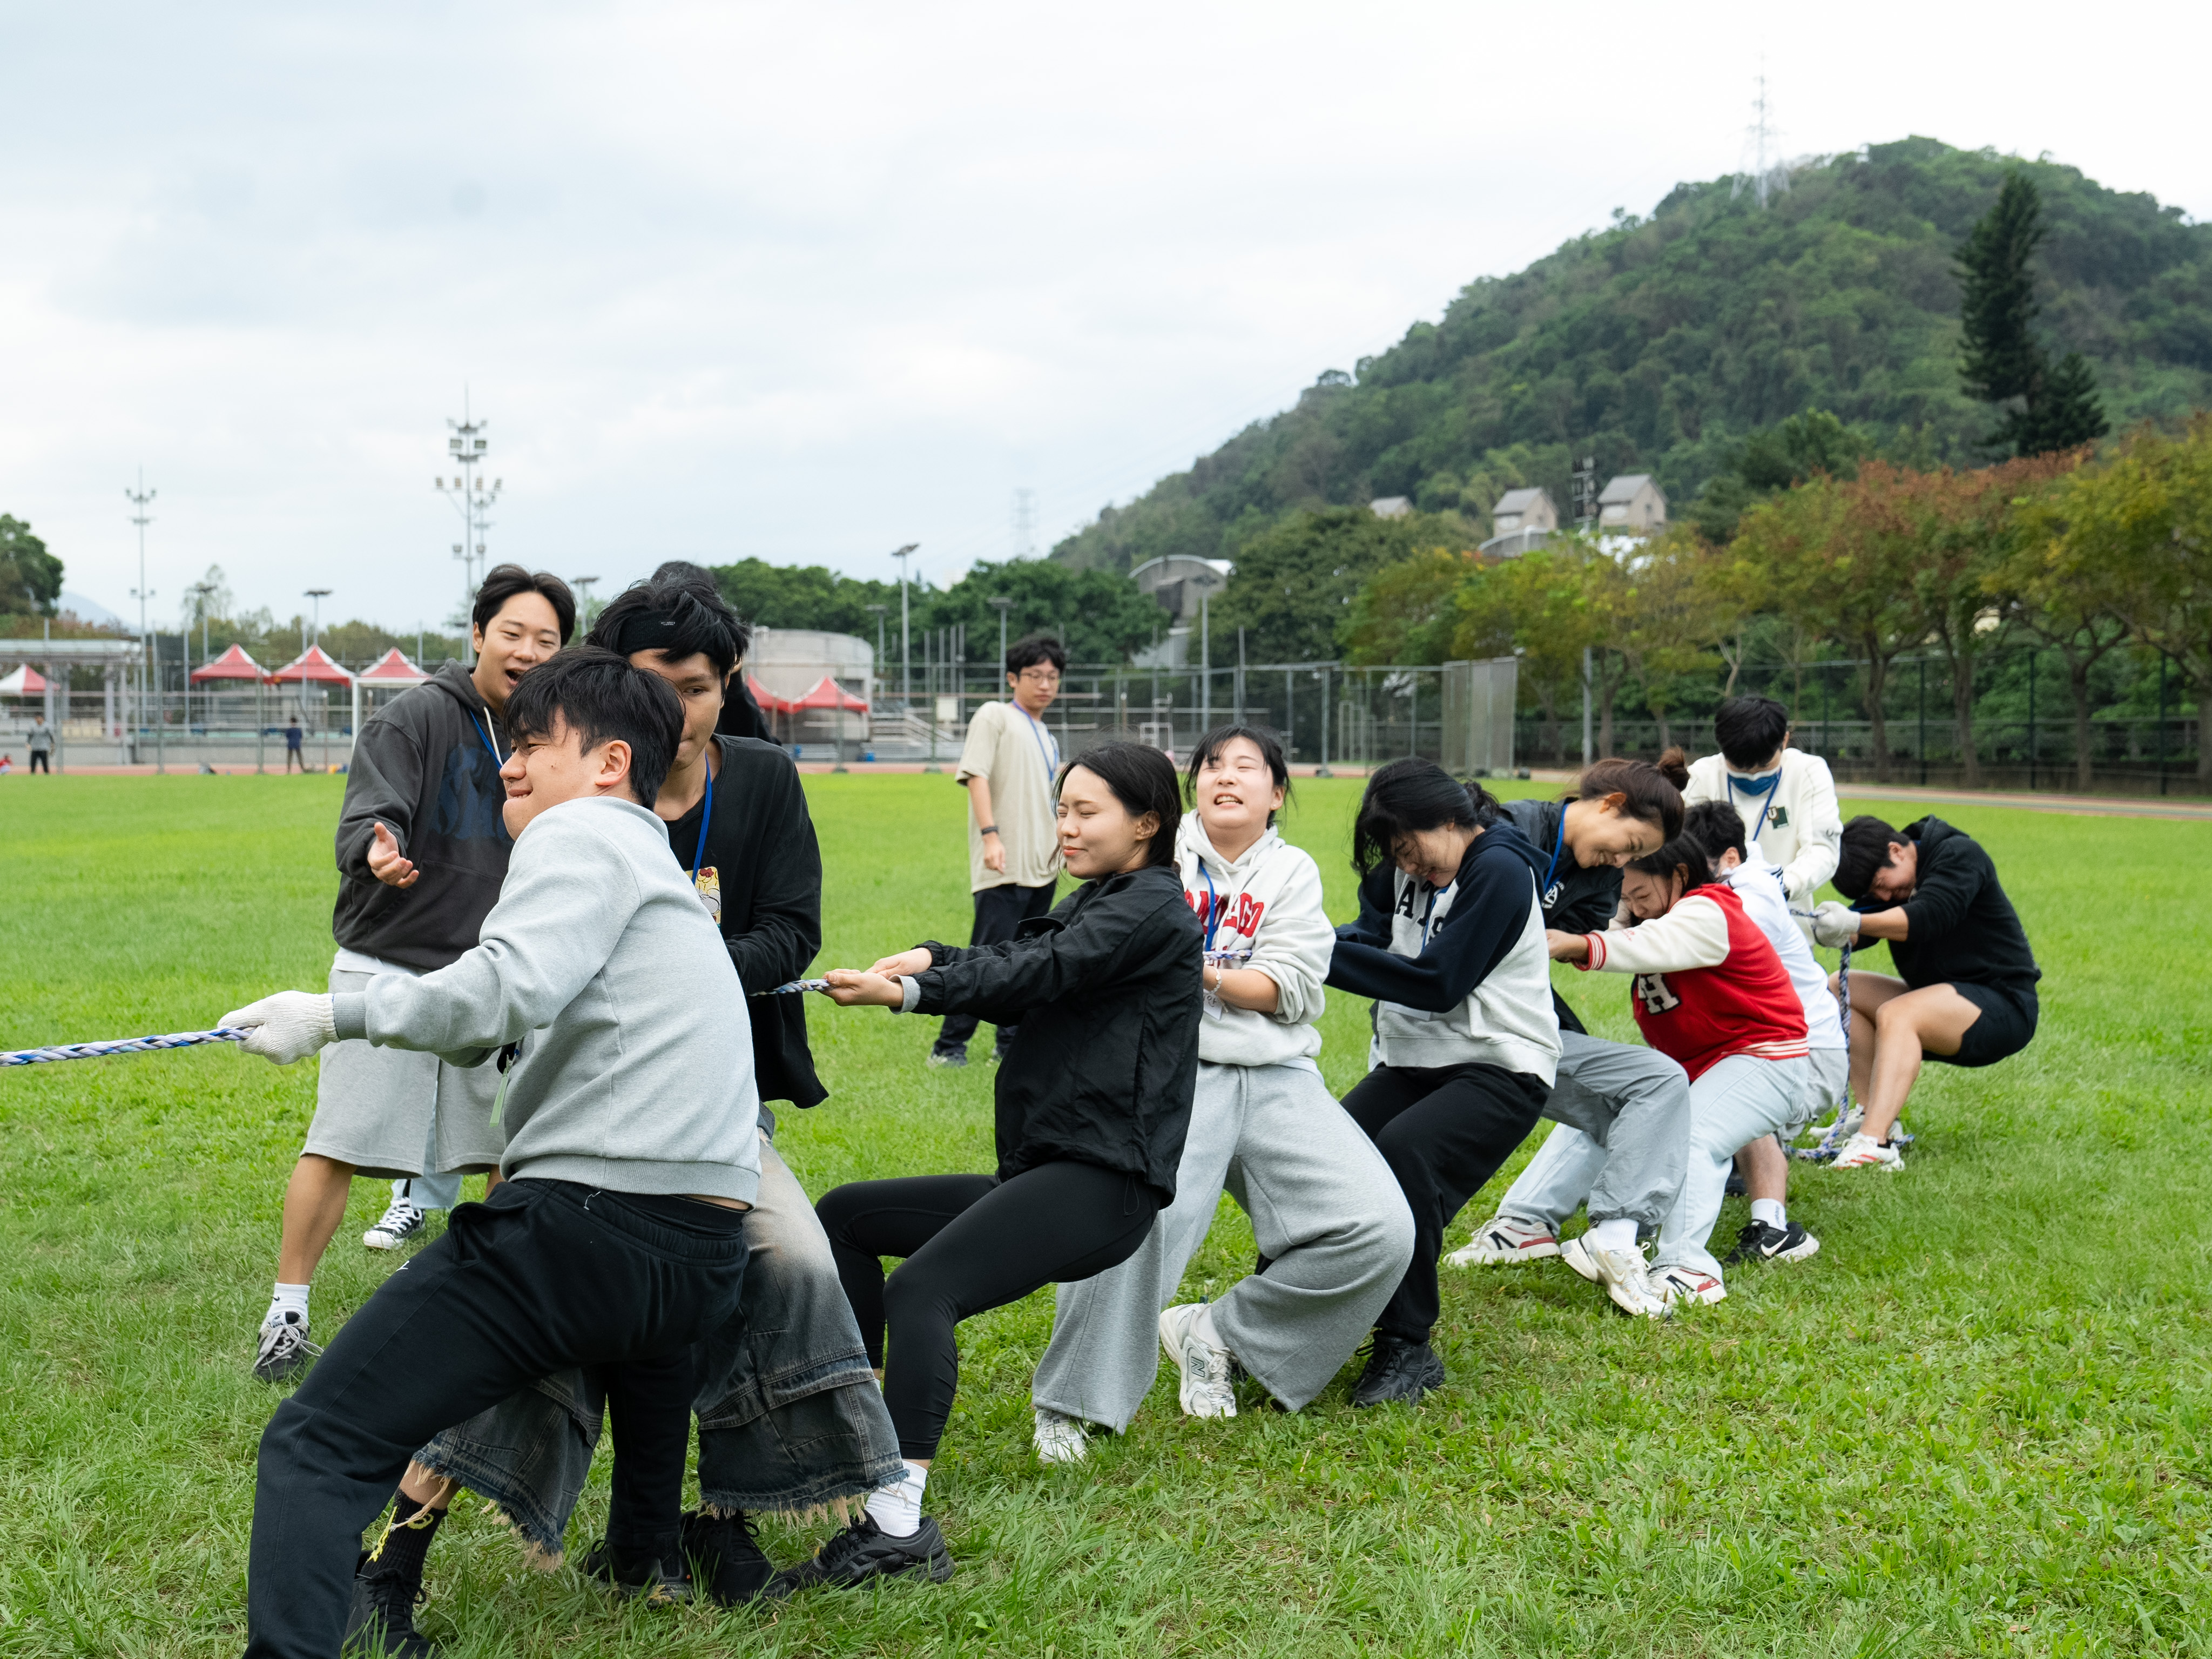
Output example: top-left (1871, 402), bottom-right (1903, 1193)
top-left (934, 633), bottom-right (1065, 1068)
top-left (386, 565), bottom-right (900, 1622)
top-left (253, 565), bottom-right (575, 1384)
top-left (1680, 694), bottom-right (1842, 908)
top-left (1811, 815), bottom-right (2040, 1170)
top-left (225, 648), bottom-right (761, 1659)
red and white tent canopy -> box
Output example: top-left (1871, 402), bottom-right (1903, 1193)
top-left (268, 645), bottom-right (356, 686)
top-left (788, 675), bottom-right (870, 713)
top-left (188, 643), bottom-right (269, 684)
top-left (357, 648), bottom-right (431, 685)
top-left (0, 664), bottom-right (49, 696)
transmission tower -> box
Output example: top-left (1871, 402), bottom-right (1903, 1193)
top-left (1734, 64), bottom-right (1789, 210)
top-left (1011, 488), bottom-right (1037, 561)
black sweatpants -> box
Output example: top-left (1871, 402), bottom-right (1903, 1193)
top-left (818, 1162), bottom-right (1161, 1460)
top-left (933, 880), bottom-right (1057, 1056)
top-left (28, 750), bottom-right (49, 773)
top-left (244, 1179), bottom-right (748, 1659)
top-left (588, 1345), bottom-right (703, 1567)
top-left (1342, 1062), bottom-right (1551, 1344)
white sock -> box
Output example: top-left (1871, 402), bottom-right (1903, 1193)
top-left (865, 1460), bottom-right (928, 1537)
top-left (1751, 1199), bottom-right (1788, 1230)
top-left (266, 1283), bottom-right (310, 1328)
top-left (1193, 1302), bottom-right (1227, 1352)
top-left (1587, 1217), bottom-right (1639, 1254)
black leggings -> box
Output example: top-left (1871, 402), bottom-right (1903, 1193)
top-left (818, 1162), bottom-right (1162, 1460)
top-left (1342, 1062), bottom-right (1551, 1345)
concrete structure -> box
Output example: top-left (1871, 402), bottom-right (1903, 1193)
top-left (1131, 555), bottom-right (1235, 670)
top-left (1597, 474), bottom-right (1668, 532)
top-left (747, 626), bottom-right (873, 707)
top-left (1368, 496), bottom-right (1412, 519)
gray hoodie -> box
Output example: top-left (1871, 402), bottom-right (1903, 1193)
top-left (331, 795), bottom-right (762, 1203)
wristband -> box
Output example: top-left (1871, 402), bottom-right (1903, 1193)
top-left (979, 826), bottom-right (1000, 836)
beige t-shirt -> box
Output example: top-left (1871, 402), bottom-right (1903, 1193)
top-left (955, 699), bottom-right (1064, 893)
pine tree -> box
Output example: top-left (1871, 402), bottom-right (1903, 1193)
top-left (1955, 170), bottom-right (2109, 456)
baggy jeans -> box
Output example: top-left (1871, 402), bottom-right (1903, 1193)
top-left (1031, 1060), bottom-right (1415, 1429)
top-left (243, 1179), bottom-right (748, 1659)
top-left (1496, 1031), bottom-right (1693, 1231)
top-left (412, 1136), bottom-right (902, 1557)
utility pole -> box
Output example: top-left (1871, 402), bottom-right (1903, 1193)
top-left (1011, 488), bottom-right (1037, 560)
top-left (989, 596), bottom-right (1013, 689)
top-left (891, 543), bottom-right (919, 710)
top-left (864, 604), bottom-right (888, 709)
top-left (571, 576), bottom-right (601, 631)
top-left (436, 393), bottom-right (502, 664)
top-left (305, 589), bottom-right (332, 651)
top-left (1570, 452), bottom-right (1599, 529)
top-left (126, 470), bottom-right (157, 764)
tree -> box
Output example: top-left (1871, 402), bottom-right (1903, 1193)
top-left (2038, 416), bottom-right (2212, 785)
top-left (1615, 528), bottom-right (1727, 751)
top-left (1956, 170), bottom-right (2109, 457)
top-left (1341, 549), bottom-right (1470, 666)
top-left (0, 516), bottom-right (64, 617)
top-left (1211, 506), bottom-right (1476, 664)
top-left (1688, 411), bottom-right (1871, 543)
top-left (1453, 535), bottom-right (1626, 756)
top-left (711, 559), bottom-right (905, 638)
top-left (1997, 475), bottom-right (2135, 790)
top-left (921, 559), bottom-right (1166, 667)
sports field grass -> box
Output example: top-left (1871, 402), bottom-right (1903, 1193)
top-left (1, 772), bottom-right (2208, 1657)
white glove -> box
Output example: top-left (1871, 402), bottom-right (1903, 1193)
top-left (221, 992), bottom-right (338, 1065)
top-left (1811, 902), bottom-right (1860, 950)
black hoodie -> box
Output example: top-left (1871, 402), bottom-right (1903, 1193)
top-left (1889, 817), bottom-right (2040, 1000)
top-left (331, 662), bottom-right (514, 971)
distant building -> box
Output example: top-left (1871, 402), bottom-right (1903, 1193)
top-left (1368, 496), bottom-right (1412, 519)
top-left (1131, 555), bottom-right (1236, 669)
top-left (1597, 474), bottom-right (1668, 532)
top-left (1489, 487), bottom-right (1558, 536)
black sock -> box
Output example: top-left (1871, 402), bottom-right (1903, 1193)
top-left (366, 1495), bottom-right (446, 1586)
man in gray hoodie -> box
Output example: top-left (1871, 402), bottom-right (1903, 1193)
top-left (224, 649), bottom-right (761, 1659)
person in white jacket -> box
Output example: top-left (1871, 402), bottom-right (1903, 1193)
top-left (1676, 696), bottom-right (1843, 909)
top-left (1027, 727), bottom-right (1414, 1461)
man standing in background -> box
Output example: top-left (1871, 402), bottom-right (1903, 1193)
top-left (1678, 695), bottom-right (1842, 908)
top-left (26, 714), bottom-right (53, 773)
top-left (930, 634), bottom-right (1065, 1069)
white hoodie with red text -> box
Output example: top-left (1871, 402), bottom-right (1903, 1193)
top-left (1176, 811), bottom-right (1334, 1069)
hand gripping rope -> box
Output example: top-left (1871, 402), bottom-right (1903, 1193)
top-left (1, 1028), bottom-right (248, 1067)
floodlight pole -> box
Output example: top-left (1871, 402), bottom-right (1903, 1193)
top-left (989, 596), bottom-right (1013, 690)
top-left (891, 543), bottom-right (919, 712)
top-left (572, 576), bottom-right (601, 632)
top-left (865, 604), bottom-right (888, 710)
top-left (437, 392), bottom-right (502, 665)
top-left (126, 470), bottom-right (157, 768)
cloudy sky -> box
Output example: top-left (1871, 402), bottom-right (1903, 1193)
top-left (3, 1), bottom-right (2203, 635)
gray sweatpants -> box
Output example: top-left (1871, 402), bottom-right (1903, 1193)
top-left (1032, 1059), bottom-right (1414, 1429)
top-left (1498, 1031), bottom-right (1692, 1231)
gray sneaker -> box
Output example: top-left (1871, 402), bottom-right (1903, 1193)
top-left (255, 1311), bottom-right (323, 1383)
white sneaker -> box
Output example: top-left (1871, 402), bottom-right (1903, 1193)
top-left (1559, 1236), bottom-right (1670, 1319)
top-left (1652, 1265), bottom-right (1728, 1307)
top-left (1157, 1304), bottom-right (1237, 1419)
top-left (1032, 1407), bottom-right (1090, 1465)
top-left (363, 1199), bottom-right (428, 1251)
top-left (1446, 1214), bottom-right (1560, 1267)
top-left (1830, 1132), bottom-right (1904, 1171)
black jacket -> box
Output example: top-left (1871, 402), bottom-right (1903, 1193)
top-left (1499, 797), bottom-right (1615, 1036)
top-left (663, 736), bottom-right (827, 1110)
top-left (1328, 818), bottom-right (1551, 1009)
top-left (1890, 817), bottom-right (2040, 1000)
top-left (331, 662), bottom-right (511, 970)
top-left (912, 863), bottom-right (1202, 1197)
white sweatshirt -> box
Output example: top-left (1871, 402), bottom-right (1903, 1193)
top-left (1177, 812), bottom-right (1333, 1068)
top-left (1723, 853), bottom-right (1846, 1050)
top-left (1682, 748), bottom-right (1842, 906)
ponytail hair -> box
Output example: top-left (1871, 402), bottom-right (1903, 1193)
top-left (1352, 758), bottom-right (1499, 875)
top-left (1564, 755), bottom-right (1685, 840)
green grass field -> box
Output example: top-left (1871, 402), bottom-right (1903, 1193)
top-left (2, 773), bottom-right (2208, 1658)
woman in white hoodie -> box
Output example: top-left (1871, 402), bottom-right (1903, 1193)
top-left (1028, 727), bottom-right (1415, 1462)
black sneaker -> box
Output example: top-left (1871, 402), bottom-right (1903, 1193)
top-left (1349, 1335), bottom-right (1445, 1407)
top-left (342, 1552), bottom-right (436, 1658)
top-left (770, 1514), bottom-right (955, 1593)
top-left (681, 1508), bottom-right (775, 1606)
top-left (254, 1311), bottom-right (323, 1383)
top-left (1723, 1169), bottom-right (1749, 1197)
top-left (1722, 1219), bottom-right (1821, 1266)
top-left (577, 1540), bottom-right (691, 1606)
top-left (925, 1048), bottom-right (968, 1070)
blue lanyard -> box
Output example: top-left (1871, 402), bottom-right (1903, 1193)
top-left (470, 711), bottom-right (504, 767)
top-left (1198, 863), bottom-right (1222, 953)
top-left (1021, 705), bottom-right (1058, 776)
top-left (691, 746), bottom-right (716, 890)
top-left (1729, 768), bottom-right (1782, 844)
top-left (1540, 814), bottom-right (1567, 906)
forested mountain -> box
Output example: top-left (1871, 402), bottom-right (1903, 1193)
top-left (1051, 138), bottom-right (2212, 573)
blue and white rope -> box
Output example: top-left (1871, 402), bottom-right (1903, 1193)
top-left (755, 979), bottom-right (831, 997)
top-left (1, 1028), bottom-right (248, 1067)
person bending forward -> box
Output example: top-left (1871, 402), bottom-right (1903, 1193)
top-left (1027, 726), bottom-right (1413, 1460)
top-left (790, 741), bottom-right (1202, 1591)
top-left (225, 650), bottom-right (760, 1659)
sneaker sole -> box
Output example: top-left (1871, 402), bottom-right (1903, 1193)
top-left (1767, 1233), bottom-right (1821, 1263)
top-left (1445, 1237), bottom-right (1559, 1267)
top-left (1559, 1237), bottom-right (1603, 1284)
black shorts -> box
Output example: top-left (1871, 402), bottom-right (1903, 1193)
top-left (1927, 982), bottom-right (2038, 1068)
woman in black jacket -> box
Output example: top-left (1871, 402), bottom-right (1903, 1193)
top-left (784, 741), bottom-right (1202, 1591)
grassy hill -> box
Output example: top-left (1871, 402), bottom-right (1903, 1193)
top-left (1053, 137), bottom-right (2212, 572)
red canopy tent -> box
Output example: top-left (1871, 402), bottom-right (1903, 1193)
top-left (267, 646), bottom-right (358, 768)
top-left (788, 676), bottom-right (870, 713)
top-left (744, 673), bottom-right (795, 716)
top-left (356, 648), bottom-right (431, 686)
top-left (187, 643), bottom-right (268, 684)
top-left (0, 664), bottom-right (49, 696)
